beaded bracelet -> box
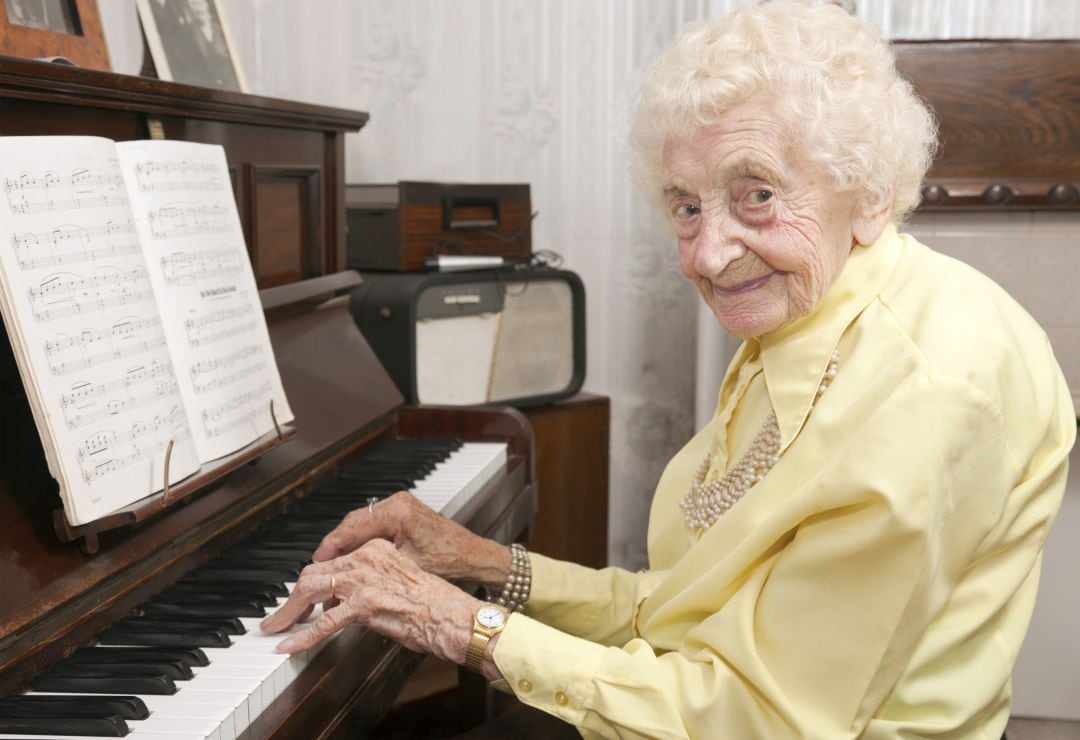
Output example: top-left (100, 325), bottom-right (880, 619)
top-left (491, 542), bottom-right (531, 612)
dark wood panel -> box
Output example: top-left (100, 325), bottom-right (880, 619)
top-left (894, 40), bottom-right (1080, 210)
top-left (0, 54), bottom-right (367, 131)
top-left (522, 394), bottom-right (610, 568)
top-left (0, 56), bottom-right (366, 283)
top-left (0, 0), bottom-right (110, 72)
top-left (252, 167), bottom-right (321, 286)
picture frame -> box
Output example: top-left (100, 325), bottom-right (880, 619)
top-left (0, 0), bottom-right (111, 71)
top-left (135, 0), bottom-right (248, 93)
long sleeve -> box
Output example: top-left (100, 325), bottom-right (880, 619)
top-left (494, 372), bottom-right (1069, 739)
top-left (491, 230), bottom-right (1074, 739)
top-left (523, 554), bottom-right (668, 646)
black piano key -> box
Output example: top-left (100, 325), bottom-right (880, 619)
top-left (256, 521), bottom-right (339, 537)
top-left (68, 646), bottom-right (209, 668)
top-left (204, 555), bottom-right (308, 571)
top-left (0, 694), bottom-right (148, 720)
top-left (188, 567), bottom-right (297, 583)
top-left (32, 672), bottom-right (177, 695)
top-left (120, 617), bottom-right (245, 635)
top-left (98, 626), bottom-right (230, 648)
top-left (0, 715), bottom-right (129, 736)
top-left (165, 579), bottom-right (287, 599)
top-left (140, 599), bottom-right (265, 618)
top-left (50, 658), bottom-right (192, 681)
top-left (224, 547), bottom-right (314, 561)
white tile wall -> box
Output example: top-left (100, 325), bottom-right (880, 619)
top-left (910, 211), bottom-right (1080, 410)
top-left (910, 210), bottom-right (1080, 720)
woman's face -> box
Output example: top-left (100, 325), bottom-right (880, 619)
top-left (661, 100), bottom-right (871, 338)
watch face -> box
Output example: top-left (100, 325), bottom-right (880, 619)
top-left (477, 606), bottom-right (506, 629)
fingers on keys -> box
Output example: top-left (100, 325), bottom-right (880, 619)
top-left (276, 604), bottom-right (350, 654)
top-left (260, 569), bottom-right (337, 634)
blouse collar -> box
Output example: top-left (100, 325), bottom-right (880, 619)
top-left (757, 223), bottom-right (903, 451)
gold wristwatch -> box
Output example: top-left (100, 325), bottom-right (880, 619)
top-left (466, 604), bottom-right (508, 673)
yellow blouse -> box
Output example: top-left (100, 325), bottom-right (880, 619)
top-left (492, 226), bottom-right (1075, 739)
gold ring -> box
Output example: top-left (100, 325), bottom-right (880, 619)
top-left (330, 575), bottom-right (337, 600)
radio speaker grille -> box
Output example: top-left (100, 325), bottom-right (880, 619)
top-left (350, 269), bottom-right (585, 407)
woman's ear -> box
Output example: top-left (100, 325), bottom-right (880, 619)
top-left (852, 195), bottom-right (893, 246)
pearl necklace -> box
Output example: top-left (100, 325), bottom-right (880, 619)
top-left (680, 350), bottom-right (840, 532)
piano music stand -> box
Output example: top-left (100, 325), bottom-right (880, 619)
top-left (53, 410), bottom-right (297, 555)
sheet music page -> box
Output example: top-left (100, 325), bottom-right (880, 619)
top-left (0, 137), bottom-right (201, 526)
top-left (116, 140), bottom-right (294, 462)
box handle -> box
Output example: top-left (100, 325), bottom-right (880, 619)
top-left (443, 196), bottom-right (501, 230)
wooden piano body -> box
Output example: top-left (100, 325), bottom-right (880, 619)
top-left (0, 56), bottom-right (537, 737)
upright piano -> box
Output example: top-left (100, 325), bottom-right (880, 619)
top-left (0, 57), bottom-right (537, 738)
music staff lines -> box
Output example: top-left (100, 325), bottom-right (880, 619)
top-left (4, 168), bottom-right (128, 216)
top-left (148, 202), bottom-right (229, 240)
top-left (190, 345), bottom-right (266, 394)
top-left (184, 303), bottom-right (255, 348)
top-left (45, 317), bottom-right (167, 376)
top-left (12, 220), bottom-right (139, 270)
top-left (28, 266), bottom-right (155, 323)
top-left (60, 360), bottom-right (178, 430)
top-left (77, 407), bottom-right (191, 484)
top-left (202, 381), bottom-right (272, 439)
top-left (161, 246), bottom-right (243, 286)
top-left (133, 159), bottom-right (227, 193)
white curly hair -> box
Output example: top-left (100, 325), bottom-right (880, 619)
top-left (630, 0), bottom-right (937, 225)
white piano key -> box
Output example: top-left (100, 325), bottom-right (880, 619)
top-left (141, 693), bottom-right (244, 740)
top-left (413, 442), bottom-right (507, 518)
top-left (11, 439), bottom-right (509, 740)
top-left (127, 715), bottom-right (222, 740)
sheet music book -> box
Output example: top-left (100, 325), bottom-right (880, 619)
top-left (0, 136), bottom-right (294, 526)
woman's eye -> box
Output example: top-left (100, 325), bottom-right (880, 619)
top-left (748, 189), bottom-right (773, 205)
top-left (672, 202), bottom-right (700, 219)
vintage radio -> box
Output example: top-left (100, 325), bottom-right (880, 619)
top-left (346, 181), bottom-right (533, 272)
top-left (349, 268), bottom-right (585, 407)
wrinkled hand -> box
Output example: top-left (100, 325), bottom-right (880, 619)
top-left (313, 490), bottom-right (510, 590)
top-left (260, 538), bottom-right (483, 663)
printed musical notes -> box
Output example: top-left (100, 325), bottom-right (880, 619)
top-left (12, 219), bottom-right (139, 270)
top-left (183, 302), bottom-right (256, 348)
top-left (161, 246), bottom-right (243, 286)
top-left (0, 136), bottom-right (291, 525)
top-left (202, 381), bottom-right (272, 439)
top-left (44, 317), bottom-right (168, 376)
top-left (28, 266), bottom-right (155, 322)
top-left (148, 202), bottom-right (229, 240)
top-left (117, 137), bottom-right (293, 463)
top-left (190, 344), bottom-right (266, 394)
top-left (77, 406), bottom-right (191, 483)
top-left (60, 360), bottom-right (178, 430)
top-left (4, 167), bottom-right (128, 215)
top-left (133, 159), bottom-right (227, 193)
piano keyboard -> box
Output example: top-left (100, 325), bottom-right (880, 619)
top-left (0, 437), bottom-right (507, 740)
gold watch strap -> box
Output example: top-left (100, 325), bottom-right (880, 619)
top-left (466, 631), bottom-right (492, 672)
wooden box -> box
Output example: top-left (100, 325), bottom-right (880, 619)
top-left (345, 181), bottom-right (532, 272)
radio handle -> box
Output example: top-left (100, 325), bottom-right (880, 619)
top-left (442, 196), bottom-right (501, 230)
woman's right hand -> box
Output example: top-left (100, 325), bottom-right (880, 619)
top-left (312, 490), bottom-right (512, 590)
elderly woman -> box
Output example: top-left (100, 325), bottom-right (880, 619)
top-left (262, 2), bottom-right (1075, 737)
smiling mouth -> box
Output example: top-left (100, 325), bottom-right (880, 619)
top-left (712, 272), bottom-right (774, 296)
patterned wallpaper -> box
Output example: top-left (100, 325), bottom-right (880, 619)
top-left (99, 0), bottom-right (1080, 572)
top-left (95, 0), bottom-right (1080, 719)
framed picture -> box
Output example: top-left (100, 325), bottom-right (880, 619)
top-left (0, 0), bottom-right (111, 71)
top-left (135, 0), bottom-right (248, 93)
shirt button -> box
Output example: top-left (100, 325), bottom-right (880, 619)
top-left (555, 691), bottom-right (569, 706)
top-left (517, 679), bottom-right (533, 693)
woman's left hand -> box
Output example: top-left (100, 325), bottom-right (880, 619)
top-left (260, 538), bottom-right (483, 664)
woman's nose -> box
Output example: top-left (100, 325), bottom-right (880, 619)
top-left (692, 217), bottom-right (746, 277)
